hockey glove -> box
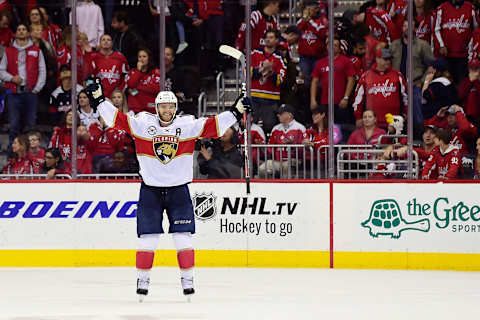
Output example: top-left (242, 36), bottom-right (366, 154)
top-left (85, 76), bottom-right (106, 112)
top-left (230, 95), bottom-right (252, 121)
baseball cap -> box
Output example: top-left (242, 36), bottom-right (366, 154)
top-left (469, 58), bottom-right (480, 68)
top-left (424, 124), bottom-right (436, 132)
top-left (59, 64), bottom-right (71, 72)
top-left (376, 48), bottom-right (393, 60)
top-left (277, 104), bottom-right (295, 115)
top-left (426, 58), bottom-right (449, 72)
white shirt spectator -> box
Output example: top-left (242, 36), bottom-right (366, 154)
top-left (70, 0), bottom-right (104, 48)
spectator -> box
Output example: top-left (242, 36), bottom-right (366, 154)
top-left (250, 29), bottom-right (287, 134)
top-left (421, 58), bottom-right (458, 121)
top-left (422, 128), bottom-right (461, 179)
top-left (49, 110), bottom-right (95, 174)
top-left (348, 110), bottom-right (387, 145)
top-left (475, 137), bottom-right (480, 178)
top-left (353, 48), bottom-right (407, 129)
top-left (302, 105), bottom-right (342, 159)
top-left (235, 0), bottom-right (280, 52)
top-left (164, 46), bottom-right (186, 105)
top-left (38, 7), bottom-right (62, 51)
top-left (350, 37), bottom-right (367, 80)
top-left (0, 23), bottom-right (46, 147)
top-left (282, 25), bottom-right (301, 48)
top-left (424, 105), bottom-right (478, 156)
top-left (125, 48), bottom-right (160, 114)
top-left (434, 0), bottom-right (479, 84)
top-left (71, 0), bottom-right (104, 49)
top-left (258, 104), bottom-right (306, 177)
top-left (388, 0), bottom-right (407, 33)
top-left (391, 19), bottom-right (433, 132)
top-left (0, 11), bottom-right (14, 49)
top-left (458, 58), bottom-right (480, 127)
top-left (56, 26), bottom-right (89, 84)
top-left (198, 127), bottom-right (243, 179)
top-left (27, 130), bottom-right (45, 173)
top-left (414, 0), bottom-right (434, 45)
top-left (89, 116), bottom-right (124, 173)
top-left (50, 64), bottom-right (84, 124)
top-left (111, 89), bottom-right (130, 114)
top-left (469, 28), bottom-right (480, 61)
top-left (3, 134), bottom-right (34, 174)
top-left (98, 150), bottom-right (137, 174)
top-left (27, 7), bottom-right (57, 53)
top-left (85, 33), bottom-right (128, 98)
top-left (42, 147), bottom-right (71, 179)
top-left (310, 37), bottom-right (356, 136)
top-left (236, 118), bottom-right (266, 168)
top-left (365, 0), bottom-right (399, 45)
top-left (297, 0), bottom-right (328, 86)
top-left (111, 10), bottom-right (145, 69)
top-left (78, 90), bottom-right (99, 129)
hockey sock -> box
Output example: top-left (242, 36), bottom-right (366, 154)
top-left (136, 234), bottom-right (160, 281)
top-left (172, 232), bottom-right (194, 286)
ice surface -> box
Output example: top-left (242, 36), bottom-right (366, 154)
top-left (0, 267), bottom-right (479, 320)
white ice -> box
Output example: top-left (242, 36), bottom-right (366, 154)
top-left (1, 267), bottom-right (479, 320)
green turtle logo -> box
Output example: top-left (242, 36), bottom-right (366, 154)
top-left (361, 199), bottom-right (430, 239)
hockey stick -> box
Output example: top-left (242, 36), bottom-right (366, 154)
top-left (219, 45), bottom-right (251, 194)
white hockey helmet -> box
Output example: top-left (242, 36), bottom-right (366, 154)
top-left (155, 91), bottom-right (178, 125)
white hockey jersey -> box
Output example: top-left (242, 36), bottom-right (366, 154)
top-left (98, 100), bottom-right (237, 186)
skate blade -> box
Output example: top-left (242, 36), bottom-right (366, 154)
top-left (186, 296), bottom-right (192, 303)
top-left (138, 294), bottom-right (146, 303)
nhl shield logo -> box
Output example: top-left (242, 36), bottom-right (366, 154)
top-left (193, 192), bottom-right (217, 220)
top-left (153, 135), bottom-right (179, 164)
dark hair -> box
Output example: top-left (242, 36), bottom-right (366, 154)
top-left (265, 29), bottom-right (281, 39)
top-left (353, 37), bottom-right (366, 47)
top-left (285, 25), bottom-right (301, 36)
top-left (12, 135), bottom-right (29, 159)
top-left (113, 10), bottom-right (128, 24)
top-left (16, 22), bottom-right (30, 32)
top-left (27, 130), bottom-right (42, 141)
top-left (27, 7), bottom-right (48, 28)
top-left (0, 10), bottom-right (12, 24)
top-left (43, 147), bottom-right (63, 170)
top-left (413, 0), bottom-right (433, 17)
top-left (263, 0), bottom-right (280, 7)
top-left (435, 128), bottom-right (451, 145)
top-left (138, 48), bottom-right (156, 74)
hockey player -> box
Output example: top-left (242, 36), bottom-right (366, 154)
top-left (85, 77), bottom-right (251, 301)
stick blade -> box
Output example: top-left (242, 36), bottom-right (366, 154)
top-left (219, 45), bottom-right (244, 61)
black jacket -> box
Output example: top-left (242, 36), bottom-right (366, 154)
top-left (198, 145), bottom-right (243, 179)
top-left (112, 26), bottom-right (145, 69)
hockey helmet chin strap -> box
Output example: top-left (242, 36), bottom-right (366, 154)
top-left (157, 107), bottom-right (177, 125)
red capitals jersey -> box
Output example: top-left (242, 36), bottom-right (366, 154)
top-left (458, 77), bottom-right (480, 120)
top-left (297, 17), bottom-right (328, 58)
top-left (86, 51), bottom-right (129, 98)
top-left (468, 28), bottom-right (480, 61)
top-left (414, 146), bottom-right (435, 173)
top-left (422, 146), bottom-right (461, 179)
top-left (268, 120), bottom-right (306, 161)
top-left (416, 13), bottom-right (435, 46)
top-left (350, 55), bottom-right (364, 81)
top-left (235, 10), bottom-right (278, 52)
top-left (49, 127), bottom-right (96, 174)
top-left (434, 1), bottom-right (479, 57)
top-left (2, 156), bottom-right (34, 174)
top-left (89, 123), bottom-right (125, 156)
top-left (424, 111), bottom-right (478, 156)
top-left (28, 148), bottom-right (45, 174)
top-left (250, 49), bottom-right (287, 101)
top-left (353, 67), bottom-right (408, 128)
top-left (387, 0), bottom-right (407, 39)
top-left (126, 68), bottom-right (161, 114)
top-left (57, 45), bottom-right (90, 84)
top-left (365, 7), bottom-right (399, 45)
top-left (0, 27), bottom-right (14, 47)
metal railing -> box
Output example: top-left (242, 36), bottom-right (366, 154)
top-left (197, 92), bottom-right (207, 117)
top-left (378, 134), bottom-right (408, 145)
top-left (216, 72), bottom-right (225, 113)
top-left (77, 174), bottom-right (140, 180)
top-left (0, 174), bottom-right (72, 180)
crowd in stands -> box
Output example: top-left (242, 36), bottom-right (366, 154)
top-left (1, 0), bottom-right (480, 180)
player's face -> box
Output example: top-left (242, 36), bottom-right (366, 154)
top-left (100, 35), bottom-right (113, 50)
top-left (78, 93), bottom-right (89, 108)
top-left (29, 9), bottom-right (41, 24)
top-left (362, 111), bottom-right (376, 127)
top-left (138, 50), bottom-right (149, 66)
top-left (28, 135), bottom-right (40, 148)
top-left (111, 92), bottom-right (123, 107)
top-left (157, 103), bottom-right (176, 122)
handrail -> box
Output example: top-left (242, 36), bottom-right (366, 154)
top-left (216, 71), bottom-right (225, 113)
top-left (0, 174), bottom-right (72, 180)
top-left (197, 92), bottom-right (206, 117)
top-left (377, 134), bottom-right (408, 145)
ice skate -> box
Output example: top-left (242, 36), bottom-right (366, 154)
top-left (181, 277), bottom-right (194, 302)
top-left (137, 278), bottom-right (149, 302)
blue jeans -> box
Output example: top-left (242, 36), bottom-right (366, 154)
top-left (7, 93), bottom-right (38, 146)
top-left (299, 55), bottom-right (318, 87)
top-left (176, 21), bottom-right (186, 42)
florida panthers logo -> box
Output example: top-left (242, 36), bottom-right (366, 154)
top-left (153, 135), bottom-right (179, 164)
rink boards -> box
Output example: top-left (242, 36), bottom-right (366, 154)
top-left (1, 180), bottom-right (480, 270)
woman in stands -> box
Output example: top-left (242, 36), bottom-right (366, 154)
top-left (49, 110), bottom-right (95, 174)
top-left (125, 48), bottom-right (160, 114)
top-left (42, 147), bottom-right (71, 179)
top-left (347, 109), bottom-right (386, 145)
top-left (78, 90), bottom-right (99, 129)
top-left (3, 135), bottom-right (34, 174)
top-left (111, 89), bottom-right (131, 115)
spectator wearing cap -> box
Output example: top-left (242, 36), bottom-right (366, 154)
top-left (458, 57), bottom-right (480, 126)
top-left (391, 19), bottom-right (433, 134)
top-left (422, 128), bottom-right (461, 180)
top-left (49, 64), bottom-right (84, 125)
top-left (0, 23), bottom-right (46, 148)
top-left (250, 29), bottom-right (287, 134)
top-left (311, 37), bottom-right (356, 136)
top-left (421, 57), bottom-right (458, 121)
top-left (434, 0), bottom-right (479, 84)
top-left (424, 104), bottom-right (478, 156)
top-left (353, 47), bottom-right (408, 129)
top-left (297, 0), bottom-right (328, 86)
top-left (258, 104), bottom-right (306, 177)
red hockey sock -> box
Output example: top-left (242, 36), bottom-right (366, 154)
top-left (136, 251), bottom-right (155, 269)
top-left (177, 249), bottom-right (194, 270)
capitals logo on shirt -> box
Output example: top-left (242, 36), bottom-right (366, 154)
top-left (368, 80), bottom-right (397, 97)
top-left (442, 15), bottom-right (470, 33)
top-left (302, 31), bottom-right (318, 45)
top-left (153, 135), bottom-right (179, 164)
